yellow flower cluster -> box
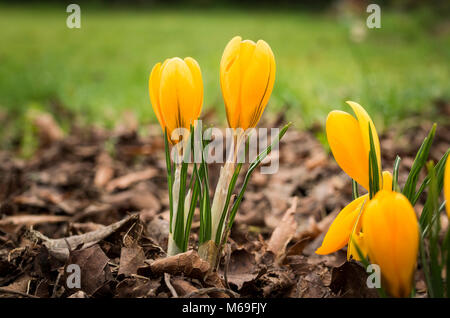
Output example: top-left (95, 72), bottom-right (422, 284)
top-left (148, 36), bottom-right (276, 142)
top-left (316, 101), bottom-right (420, 298)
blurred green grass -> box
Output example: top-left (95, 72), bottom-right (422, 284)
top-left (0, 5), bottom-right (449, 149)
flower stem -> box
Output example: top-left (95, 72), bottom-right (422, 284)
top-left (167, 163), bottom-right (182, 256)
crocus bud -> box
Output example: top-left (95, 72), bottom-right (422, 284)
top-left (363, 190), bottom-right (419, 298)
top-left (326, 101), bottom-right (381, 191)
top-left (149, 57), bottom-right (203, 143)
top-left (220, 36), bottom-right (276, 130)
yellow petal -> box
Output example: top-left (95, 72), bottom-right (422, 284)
top-left (445, 156), bottom-right (450, 218)
top-left (220, 37), bottom-right (276, 130)
top-left (382, 170), bottom-right (393, 191)
top-left (348, 171), bottom-right (393, 260)
top-left (363, 190), bottom-right (419, 298)
top-left (316, 195), bottom-right (368, 255)
top-left (184, 57), bottom-right (204, 122)
top-left (159, 58), bottom-right (196, 141)
top-left (239, 39), bottom-right (256, 77)
top-left (239, 40), bottom-right (275, 129)
top-left (346, 101), bottom-right (382, 179)
top-left (348, 231), bottom-right (367, 261)
top-left (326, 110), bottom-right (370, 190)
top-left (220, 36), bottom-right (242, 72)
top-left (149, 62), bottom-right (165, 131)
top-left (220, 36), bottom-right (242, 128)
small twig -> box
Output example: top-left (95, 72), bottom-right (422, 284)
top-left (122, 220), bottom-right (142, 247)
top-left (7, 247), bottom-right (25, 262)
top-left (0, 287), bottom-right (38, 298)
top-left (51, 272), bottom-right (62, 298)
top-left (184, 287), bottom-right (239, 298)
top-left (164, 273), bottom-right (178, 298)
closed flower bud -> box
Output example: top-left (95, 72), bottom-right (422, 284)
top-left (363, 190), bottom-right (419, 298)
top-left (220, 36), bottom-right (276, 130)
top-left (149, 57), bottom-right (203, 143)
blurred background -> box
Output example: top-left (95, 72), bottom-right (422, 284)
top-left (0, 0), bottom-right (448, 155)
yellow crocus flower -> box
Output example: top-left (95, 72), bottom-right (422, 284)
top-left (326, 101), bottom-right (381, 191)
top-left (445, 156), bottom-right (450, 218)
top-left (220, 36), bottom-right (276, 130)
top-left (363, 190), bottom-right (419, 298)
top-left (316, 171), bottom-right (392, 259)
top-left (346, 171), bottom-right (393, 260)
top-left (316, 102), bottom-right (385, 260)
top-left (149, 57), bottom-right (203, 143)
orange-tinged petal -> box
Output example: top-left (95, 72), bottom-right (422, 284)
top-left (149, 57), bottom-right (203, 145)
top-left (184, 57), bottom-right (204, 121)
top-left (220, 36), bottom-right (242, 72)
top-left (149, 62), bottom-right (165, 130)
top-left (240, 40), bottom-right (274, 129)
top-left (220, 36), bottom-right (275, 130)
top-left (346, 101), bottom-right (382, 179)
top-left (220, 36), bottom-right (242, 128)
top-left (382, 170), bottom-right (393, 191)
top-left (257, 40), bottom-right (276, 125)
top-left (348, 171), bottom-right (393, 260)
top-left (153, 57), bottom-right (203, 143)
top-left (363, 190), bottom-right (419, 298)
top-left (316, 195), bottom-right (368, 255)
top-left (444, 156), bottom-right (450, 218)
top-left (239, 40), bottom-right (256, 77)
top-left (326, 110), bottom-right (370, 190)
top-left (348, 231), bottom-right (367, 261)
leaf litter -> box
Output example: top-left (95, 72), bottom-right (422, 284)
top-left (0, 106), bottom-right (448, 298)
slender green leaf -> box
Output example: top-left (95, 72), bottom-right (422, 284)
top-left (419, 228), bottom-right (434, 297)
top-left (198, 128), bottom-right (212, 244)
top-left (368, 124), bottom-right (380, 199)
top-left (402, 124), bottom-right (436, 203)
top-left (164, 129), bottom-right (174, 233)
top-left (392, 155), bottom-right (401, 192)
top-left (183, 164), bottom-right (201, 251)
top-left (352, 179), bottom-right (359, 200)
top-left (173, 126), bottom-right (194, 251)
top-left (226, 123), bottom-right (291, 232)
top-left (444, 228), bottom-right (450, 297)
top-left (422, 162), bottom-right (443, 297)
top-left (413, 149), bottom-right (449, 206)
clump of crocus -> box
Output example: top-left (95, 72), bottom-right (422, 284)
top-left (316, 101), bottom-right (388, 260)
top-left (149, 57), bottom-right (203, 256)
top-left (210, 36), bottom-right (276, 246)
top-left (148, 39), bottom-right (289, 265)
top-left (363, 190), bottom-right (419, 298)
top-left (316, 101), bottom-right (450, 298)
